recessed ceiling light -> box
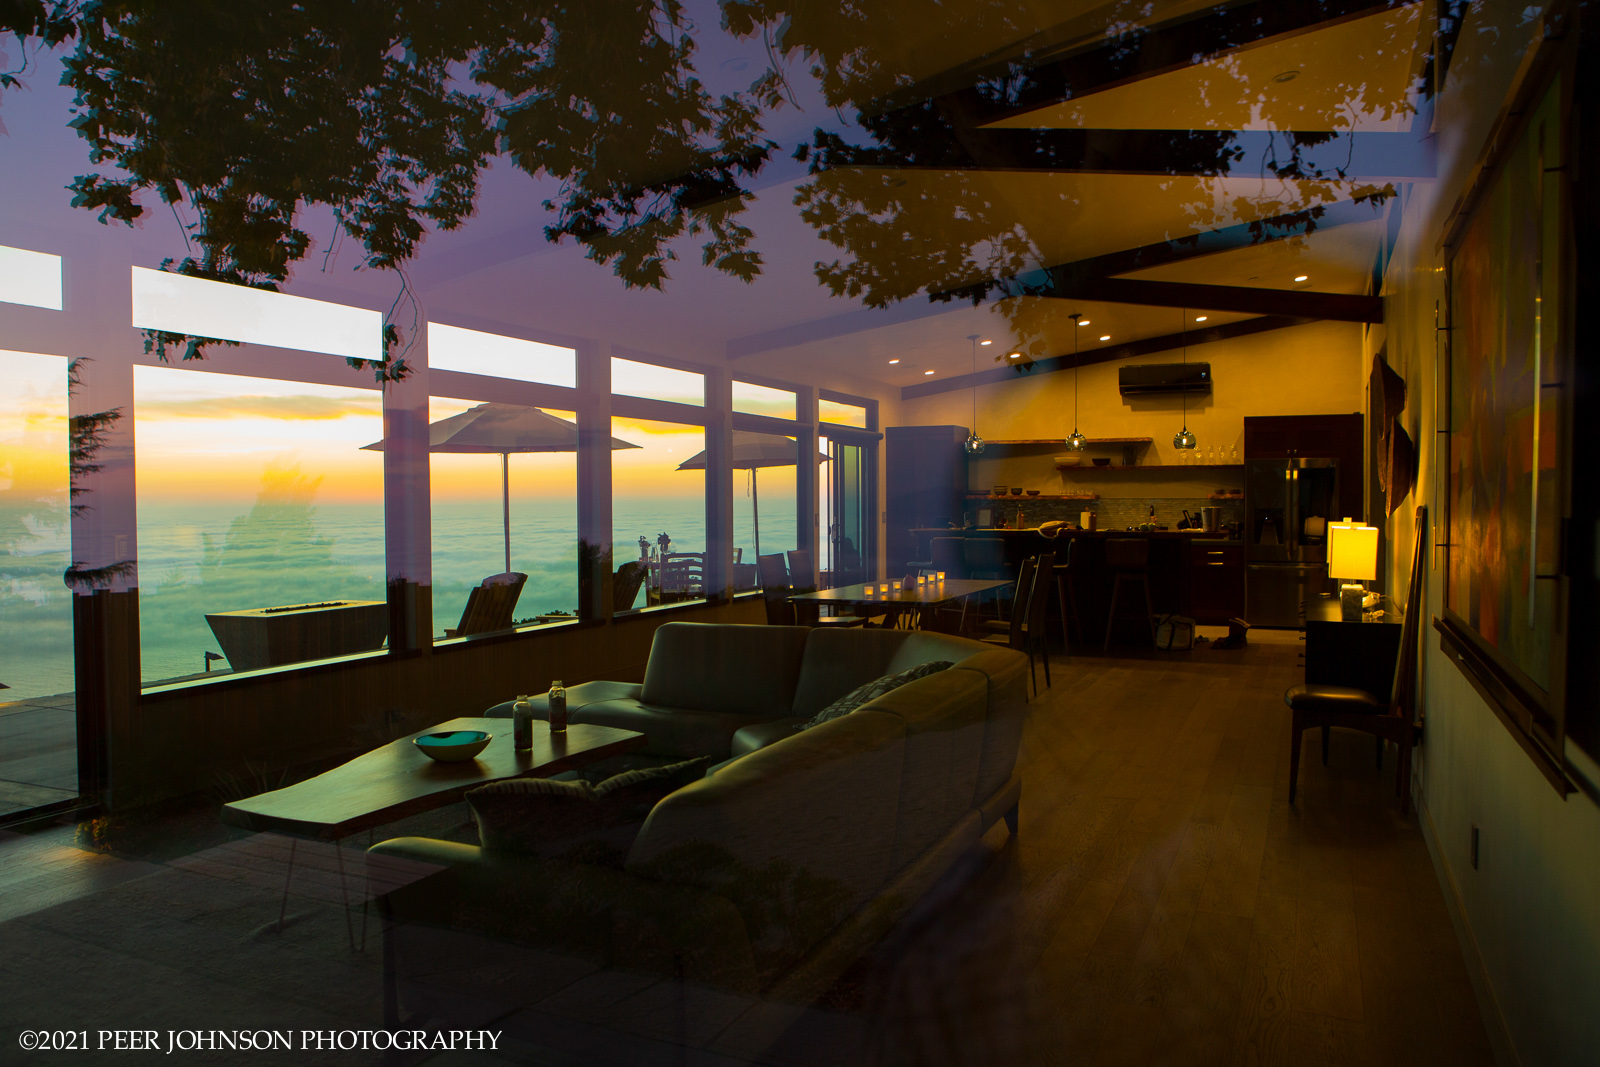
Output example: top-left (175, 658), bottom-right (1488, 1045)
top-left (1294, 275), bottom-right (1309, 282)
top-left (1274, 70), bottom-right (1299, 83)
top-left (888, 358), bottom-right (900, 364)
top-left (924, 370), bottom-right (935, 375)
top-left (1195, 315), bottom-right (1208, 322)
top-left (1078, 319), bottom-right (1090, 326)
top-left (980, 339), bottom-right (993, 346)
top-left (1008, 352), bottom-right (1021, 359)
top-left (1100, 335), bottom-right (1111, 341)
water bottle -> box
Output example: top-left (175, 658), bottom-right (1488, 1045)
top-left (548, 680), bottom-right (568, 734)
top-left (512, 695), bottom-right (534, 751)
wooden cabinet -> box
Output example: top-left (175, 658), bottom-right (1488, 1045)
top-left (1243, 413), bottom-right (1364, 522)
top-left (885, 426), bottom-right (969, 576)
top-left (1187, 542), bottom-right (1244, 623)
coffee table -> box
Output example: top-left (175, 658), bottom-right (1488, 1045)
top-left (220, 718), bottom-right (645, 947)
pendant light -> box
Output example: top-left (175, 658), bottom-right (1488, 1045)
top-left (1173, 307), bottom-right (1198, 451)
top-left (1064, 314), bottom-right (1088, 451)
top-left (964, 333), bottom-right (985, 455)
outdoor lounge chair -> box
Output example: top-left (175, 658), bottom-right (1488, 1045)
top-left (445, 572), bottom-right (527, 638)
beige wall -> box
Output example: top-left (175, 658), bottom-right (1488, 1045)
top-left (897, 319), bottom-right (1364, 498)
top-left (1376, 4), bottom-right (1600, 1066)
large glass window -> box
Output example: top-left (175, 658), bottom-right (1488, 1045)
top-left (819, 396), bottom-right (869, 428)
top-left (732, 434), bottom-right (801, 591)
top-left (429, 397), bottom-right (580, 637)
top-left (732, 380), bottom-right (796, 421)
top-left (612, 416), bottom-right (705, 609)
top-left (429, 323), bottom-right (576, 388)
top-left (611, 357), bottom-right (704, 406)
top-left (0, 351), bottom-right (72, 700)
top-left (133, 367), bottom-right (386, 684)
top-left (0, 350), bottom-right (74, 817)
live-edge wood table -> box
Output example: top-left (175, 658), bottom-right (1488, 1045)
top-left (220, 718), bottom-right (645, 948)
top-left (789, 578), bottom-right (1011, 631)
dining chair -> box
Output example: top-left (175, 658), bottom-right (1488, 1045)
top-left (612, 560), bottom-right (647, 613)
top-left (1284, 505), bottom-right (1427, 813)
top-left (1103, 538), bottom-right (1156, 650)
top-left (445, 571), bottom-right (527, 638)
top-left (979, 557), bottom-right (1047, 695)
top-left (658, 552), bottom-right (705, 602)
top-left (757, 553), bottom-right (797, 625)
top-left (930, 536), bottom-right (966, 579)
top-left (1052, 536), bottom-right (1081, 650)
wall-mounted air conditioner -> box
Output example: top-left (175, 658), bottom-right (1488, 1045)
top-left (1118, 362), bottom-right (1212, 395)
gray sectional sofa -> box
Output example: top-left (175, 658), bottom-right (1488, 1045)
top-left (372, 622), bottom-right (1029, 1003)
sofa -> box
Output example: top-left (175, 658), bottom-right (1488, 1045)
top-left (371, 622), bottom-right (1029, 1006)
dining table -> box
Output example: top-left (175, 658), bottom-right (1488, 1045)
top-left (788, 577), bottom-right (1011, 631)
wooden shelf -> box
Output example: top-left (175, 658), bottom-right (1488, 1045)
top-left (968, 492), bottom-right (1098, 500)
top-left (1059, 463), bottom-right (1244, 471)
top-left (982, 436), bottom-right (1153, 447)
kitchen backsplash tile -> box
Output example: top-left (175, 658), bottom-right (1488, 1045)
top-left (965, 495), bottom-right (1244, 531)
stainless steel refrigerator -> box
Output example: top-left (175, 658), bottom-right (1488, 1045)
top-left (1244, 457), bottom-right (1340, 627)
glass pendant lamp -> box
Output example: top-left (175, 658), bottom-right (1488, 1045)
top-left (1064, 314), bottom-right (1087, 451)
top-left (1173, 307), bottom-right (1198, 451)
top-left (964, 334), bottom-right (985, 454)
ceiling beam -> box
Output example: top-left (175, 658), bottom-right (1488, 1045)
top-left (899, 315), bottom-right (1314, 401)
top-left (917, 0), bottom-right (1423, 129)
top-left (927, 128), bottom-right (1432, 180)
top-left (1054, 278), bottom-right (1382, 323)
top-left (726, 196), bottom-right (1385, 360)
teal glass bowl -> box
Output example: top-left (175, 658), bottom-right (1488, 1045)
top-left (414, 730), bottom-right (492, 762)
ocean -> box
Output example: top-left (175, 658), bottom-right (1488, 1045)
top-left (0, 494), bottom-right (796, 699)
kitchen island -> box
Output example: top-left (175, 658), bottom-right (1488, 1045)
top-left (909, 528), bottom-right (1246, 645)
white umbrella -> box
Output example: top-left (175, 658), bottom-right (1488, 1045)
top-left (364, 403), bottom-right (639, 573)
top-left (676, 431), bottom-right (829, 557)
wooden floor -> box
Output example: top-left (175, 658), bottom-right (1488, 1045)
top-left (0, 632), bottom-right (1495, 1066)
top-left (850, 630), bottom-right (1495, 1067)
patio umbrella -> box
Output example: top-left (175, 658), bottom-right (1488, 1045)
top-left (676, 431), bottom-right (829, 557)
top-left (363, 403), bottom-right (639, 573)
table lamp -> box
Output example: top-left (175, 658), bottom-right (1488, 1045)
top-left (1326, 518), bottom-right (1379, 621)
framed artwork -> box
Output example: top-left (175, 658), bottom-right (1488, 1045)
top-left (1441, 69), bottom-right (1572, 790)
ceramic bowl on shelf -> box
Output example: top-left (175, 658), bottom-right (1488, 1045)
top-left (1026, 489), bottom-right (1041, 497)
top-left (992, 485), bottom-right (1007, 495)
top-left (414, 729), bottom-right (492, 763)
top-left (1092, 457), bottom-right (1112, 466)
top-left (1054, 454), bottom-right (1082, 468)
top-left (1009, 487), bottom-right (1024, 496)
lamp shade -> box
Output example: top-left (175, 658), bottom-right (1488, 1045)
top-left (1326, 521), bottom-right (1379, 582)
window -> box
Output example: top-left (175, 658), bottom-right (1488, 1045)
top-left (429, 397), bottom-right (579, 637)
top-left (130, 267), bottom-right (382, 361)
top-left (133, 366), bottom-right (386, 684)
top-left (428, 323), bottom-right (576, 388)
top-left (732, 435), bottom-right (801, 591)
top-left (819, 396), bottom-right (869, 428)
top-left (611, 357), bottom-right (704, 406)
top-left (0, 351), bottom-right (72, 701)
top-left (732, 380), bottom-right (796, 421)
top-left (0, 246), bottom-right (63, 310)
top-left (612, 416), bottom-right (705, 609)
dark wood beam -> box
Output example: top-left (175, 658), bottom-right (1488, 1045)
top-left (899, 315), bottom-right (1314, 401)
top-left (930, 128), bottom-right (1432, 180)
top-left (1057, 278), bottom-right (1383, 323)
top-left (727, 197), bottom-right (1385, 360)
top-left (916, 0), bottom-right (1423, 128)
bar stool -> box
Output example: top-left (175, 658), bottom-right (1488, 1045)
top-left (1051, 536), bottom-right (1082, 651)
top-left (1103, 538), bottom-right (1156, 650)
top-left (964, 537), bottom-right (1009, 618)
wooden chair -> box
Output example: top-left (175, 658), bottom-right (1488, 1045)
top-left (1284, 505), bottom-right (1427, 813)
top-left (1049, 535), bottom-right (1082, 649)
top-left (445, 572), bottom-right (527, 638)
top-left (613, 560), bottom-right (647, 613)
top-left (657, 552), bottom-right (705, 602)
top-left (758, 553), bottom-right (797, 626)
top-left (772, 550), bottom-right (865, 628)
top-left (980, 556), bottom-right (1050, 695)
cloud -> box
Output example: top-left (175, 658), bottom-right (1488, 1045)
top-left (136, 395), bottom-right (381, 421)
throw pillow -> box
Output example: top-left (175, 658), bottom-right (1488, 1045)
top-left (468, 756), bottom-right (710, 865)
top-left (800, 660), bottom-right (954, 730)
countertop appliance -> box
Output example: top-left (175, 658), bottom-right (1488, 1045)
top-left (1244, 456), bottom-right (1339, 627)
